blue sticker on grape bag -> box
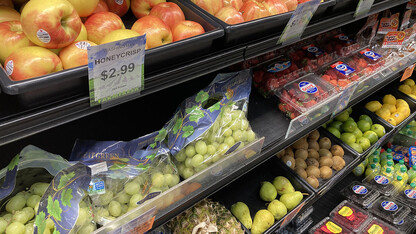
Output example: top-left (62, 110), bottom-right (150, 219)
top-left (397, 219), bottom-right (404, 225)
top-left (353, 185), bottom-right (368, 194)
top-left (360, 49), bottom-right (382, 61)
top-left (298, 81), bottom-right (318, 94)
top-left (374, 175), bottom-right (389, 185)
top-left (88, 178), bottom-right (105, 195)
top-left (381, 201), bottom-right (398, 211)
top-left (331, 61), bottom-right (356, 76)
top-left (267, 60), bottom-right (291, 73)
top-left (404, 189), bottom-right (416, 199)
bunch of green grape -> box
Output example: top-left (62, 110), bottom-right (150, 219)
top-left (175, 105), bottom-right (257, 179)
top-left (92, 162), bottom-right (180, 225)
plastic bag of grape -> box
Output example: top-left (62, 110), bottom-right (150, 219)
top-left (69, 130), bottom-right (180, 226)
top-left (164, 69), bottom-right (257, 179)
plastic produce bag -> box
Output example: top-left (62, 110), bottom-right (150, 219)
top-left (69, 130), bottom-right (179, 226)
top-left (163, 70), bottom-right (258, 179)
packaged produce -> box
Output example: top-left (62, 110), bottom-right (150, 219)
top-left (368, 196), bottom-right (411, 225)
top-left (395, 167), bottom-right (409, 184)
top-left (408, 165), bottom-right (416, 182)
top-left (320, 32), bottom-right (361, 57)
top-left (361, 217), bottom-right (401, 234)
top-left (163, 70), bottom-right (258, 179)
top-left (276, 73), bottom-right (338, 120)
top-left (309, 217), bottom-right (353, 234)
top-left (329, 200), bottom-right (372, 232)
top-left (393, 215), bottom-right (416, 234)
top-left (364, 168), bottom-right (396, 196)
top-left (319, 60), bottom-right (360, 91)
top-left (397, 183), bottom-right (416, 216)
top-left (340, 181), bottom-right (380, 208)
top-left (346, 48), bottom-right (386, 76)
top-left (389, 144), bottom-right (416, 167)
top-left (365, 164), bottom-right (380, 181)
top-left (286, 41), bottom-right (337, 72)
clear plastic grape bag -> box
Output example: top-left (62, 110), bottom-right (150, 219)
top-left (69, 130), bottom-right (180, 226)
top-left (164, 70), bottom-right (258, 179)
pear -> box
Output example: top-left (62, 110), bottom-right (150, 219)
top-left (267, 200), bottom-right (287, 220)
top-left (272, 176), bottom-right (295, 195)
top-left (259, 181), bottom-right (277, 202)
top-left (231, 202), bottom-right (252, 229)
top-left (280, 191), bottom-right (303, 211)
top-left (251, 209), bottom-right (274, 234)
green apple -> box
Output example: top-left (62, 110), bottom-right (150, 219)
top-left (356, 137), bottom-right (371, 151)
top-left (335, 110), bottom-right (349, 122)
top-left (371, 124), bottom-right (386, 138)
top-left (359, 115), bottom-right (373, 125)
top-left (329, 121), bottom-right (343, 130)
top-left (340, 132), bottom-right (356, 145)
top-left (363, 130), bottom-right (378, 144)
top-left (327, 127), bottom-right (341, 138)
top-left (357, 119), bottom-right (371, 132)
top-left (352, 128), bottom-right (363, 138)
top-left (347, 117), bottom-right (354, 122)
top-left (348, 142), bottom-right (363, 153)
top-left (341, 120), bottom-right (358, 133)
top-left (346, 107), bottom-right (353, 114)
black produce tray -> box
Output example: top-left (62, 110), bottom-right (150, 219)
top-left (210, 156), bottom-right (315, 233)
top-left (0, 0), bottom-right (224, 108)
top-left (180, 0), bottom-right (336, 46)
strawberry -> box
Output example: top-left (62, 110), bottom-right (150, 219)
top-left (253, 70), bottom-right (264, 84)
top-left (278, 103), bottom-right (286, 112)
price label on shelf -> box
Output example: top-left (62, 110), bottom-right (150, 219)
top-left (354, 0), bottom-right (374, 18)
top-left (381, 31), bottom-right (406, 48)
top-left (277, 0), bottom-right (321, 45)
top-left (401, 63), bottom-right (416, 82)
top-left (87, 35), bottom-right (146, 106)
top-left (331, 82), bottom-right (359, 119)
top-left (378, 13), bottom-right (400, 34)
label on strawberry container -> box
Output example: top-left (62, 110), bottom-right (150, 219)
top-left (298, 81), bottom-right (318, 94)
top-left (368, 224), bottom-right (384, 234)
top-left (360, 49), bottom-right (382, 61)
top-left (381, 201), bottom-right (398, 211)
top-left (331, 61), bottom-right (355, 76)
top-left (404, 189), bottom-right (416, 199)
top-left (303, 44), bottom-right (324, 57)
top-left (353, 185), bottom-right (368, 194)
top-left (267, 61), bottom-right (291, 73)
top-left (338, 206), bottom-right (355, 221)
top-left (320, 221), bottom-right (343, 233)
top-left (374, 175), bottom-right (389, 185)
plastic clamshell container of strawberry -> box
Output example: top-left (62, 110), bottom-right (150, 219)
top-left (309, 217), bottom-right (353, 234)
top-left (340, 181), bottom-right (380, 208)
top-left (362, 174), bottom-right (397, 197)
top-left (346, 48), bottom-right (386, 76)
top-left (276, 73), bottom-right (338, 119)
top-left (368, 196), bottom-right (411, 225)
top-left (361, 217), bottom-right (402, 234)
top-left (329, 200), bottom-right (372, 232)
top-left (316, 31), bottom-right (361, 58)
top-left (393, 215), bottom-right (416, 234)
top-left (319, 59), bottom-right (361, 91)
top-left (396, 187), bottom-right (416, 222)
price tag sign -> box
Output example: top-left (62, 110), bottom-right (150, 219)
top-left (382, 31), bottom-right (406, 48)
top-left (354, 0), bottom-right (374, 18)
top-left (331, 82), bottom-right (359, 119)
top-left (401, 63), bottom-right (416, 82)
top-left (378, 13), bottom-right (400, 34)
top-left (277, 0), bottom-right (321, 45)
top-left (87, 35), bottom-right (146, 106)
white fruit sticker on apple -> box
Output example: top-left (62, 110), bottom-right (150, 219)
top-left (115, 0), bottom-right (123, 5)
top-left (37, 29), bottom-right (51, 43)
top-left (5, 60), bottom-right (13, 76)
top-left (75, 41), bottom-right (92, 50)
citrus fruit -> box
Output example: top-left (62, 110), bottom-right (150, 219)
top-left (404, 79), bottom-right (415, 86)
top-left (340, 132), bottom-right (356, 145)
top-left (341, 120), bottom-right (358, 133)
top-left (375, 107), bottom-right (390, 120)
top-left (382, 103), bottom-right (396, 113)
top-left (348, 142), bottom-right (363, 154)
top-left (396, 99), bottom-right (409, 109)
top-left (357, 119), bottom-right (371, 132)
top-left (391, 112), bottom-right (405, 123)
top-left (365, 101), bottom-right (382, 112)
top-left (352, 128), bottom-right (363, 138)
top-left (398, 84), bottom-right (412, 95)
top-left (386, 117), bottom-right (397, 126)
top-left (329, 121), bottom-right (343, 130)
top-left (382, 94), bottom-right (396, 105)
top-left (335, 110), bottom-right (349, 122)
top-left (396, 106), bottom-right (410, 117)
top-left (363, 130), bottom-right (378, 144)
top-left (359, 115), bottom-right (373, 125)
top-left (327, 127), bottom-right (341, 138)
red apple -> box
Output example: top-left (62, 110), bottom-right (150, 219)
top-left (0, 21), bottom-right (34, 64)
top-left (92, 0), bottom-right (109, 14)
top-left (149, 2), bottom-right (185, 30)
top-left (192, 0), bottom-right (223, 15)
top-left (59, 40), bottom-right (97, 69)
top-left (67, 0), bottom-right (99, 17)
top-left (262, 0), bottom-right (287, 15)
top-left (240, 0), bottom-right (270, 21)
top-left (171, 20), bottom-right (204, 41)
top-left (84, 11), bottom-right (125, 44)
top-left (281, 0), bottom-right (296, 11)
top-left (223, 0), bottom-right (242, 11)
top-left (20, 0), bottom-right (83, 49)
top-left (131, 0), bottom-right (166, 19)
top-left (4, 46), bottom-right (63, 80)
top-left (0, 0), bottom-right (13, 8)
top-left (106, 0), bottom-right (130, 17)
top-left (0, 6), bottom-right (20, 23)
top-left (131, 15), bottom-right (172, 48)
top-left (215, 6), bottom-right (244, 24)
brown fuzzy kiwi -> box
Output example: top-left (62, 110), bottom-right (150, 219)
top-left (308, 130), bottom-right (320, 141)
top-left (292, 138), bottom-right (308, 150)
top-left (306, 158), bottom-right (319, 167)
top-left (332, 156), bottom-right (346, 171)
top-left (295, 149), bottom-right (308, 160)
top-left (319, 149), bottom-right (332, 158)
top-left (319, 156), bottom-right (334, 167)
top-left (295, 167), bottom-right (308, 179)
top-left (308, 140), bottom-right (320, 151)
top-left (306, 165), bottom-right (320, 178)
top-left (320, 166), bottom-right (333, 179)
top-left (282, 155), bottom-right (296, 169)
top-left (318, 137), bottom-right (332, 150)
top-left (308, 149), bottom-right (320, 160)
top-left (330, 145), bottom-right (344, 158)
top-left (306, 176), bottom-right (319, 188)
top-left (285, 148), bottom-right (295, 158)
top-left (276, 150), bottom-right (285, 158)
top-left (295, 158), bottom-right (307, 169)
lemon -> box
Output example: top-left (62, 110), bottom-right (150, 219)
top-left (409, 94), bottom-right (416, 99)
top-left (387, 117), bottom-right (397, 126)
top-left (382, 103), bottom-right (396, 113)
top-left (375, 107), bottom-right (391, 120)
top-left (411, 86), bottom-right (416, 95)
top-left (391, 112), bottom-right (405, 124)
top-left (382, 94), bottom-right (396, 105)
top-left (399, 84), bottom-right (412, 95)
top-left (365, 101), bottom-right (382, 112)
top-left (396, 99), bottom-right (409, 109)
top-left (404, 79), bottom-right (415, 87)
top-left (397, 106), bottom-right (410, 117)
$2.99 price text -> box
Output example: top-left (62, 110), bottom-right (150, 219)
top-left (100, 63), bottom-right (135, 81)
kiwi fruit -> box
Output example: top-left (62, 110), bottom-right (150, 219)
top-left (330, 145), bottom-right (344, 158)
top-left (319, 149), bottom-right (332, 158)
top-left (292, 138), bottom-right (308, 150)
top-left (276, 150), bottom-right (285, 158)
top-left (307, 149), bottom-right (320, 160)
top-left (318, 137), bottom-right (332, 150)
top-left (308, 130), bottom-right (320, 141)
top-left (332, 156), bottom-right (346, 171)
top-left (295, 167), bottom-right (307, 179)
top-left (306, 165), bottom-right (320, 178)
top-left (295, 158), bottom-right (307, 169)
top-left (295, 149), bottom-right (308, 160)
top-left (307, 140), bottom-right (320, 151)
top-left (319, 156), bottom-right (333, 167)
top-left (320, 166), bottom-right (333, 179)
top-left (306, 158), bottom-right (319, 167)
top-left (306, 176), bottom-right (319, 188)
top-left (282, 155), bottom-right (296, 169)
top-left (285, 148), bottom-right (295, 158)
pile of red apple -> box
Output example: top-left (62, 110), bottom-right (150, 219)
top-left (0, 0), bottom-right (206, 81)
top-left (192, 0), bottom-right (311, 24)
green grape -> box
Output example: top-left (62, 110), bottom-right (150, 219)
top-left (163, 164), bottom-right (174, 174)
top-left (11, 209), bottom-right (27, 223)
top-left (16, 191), bottom-right (31, 200)
top-left (43, 228), bottom-right (51, 234)
top-left (75, 207), bottom-right (88, 226)
top-left (2, 214), bottom-right (12, 223)
top-left (26, 195), bottom-right (41, 209)
top-left (93, 207), bottom-right (109, 223)
top-left (237, 142), bottom-right (245, 150)
top-left (34, 202), bottom-right (39, 214)
top-left (175, 151), bottom-right (186, 162)
top-left (151, 172), bottom-right (165, 188)
top-left (6, 195), bottom-right (26, 213)
top-left (129, 194), bottom-right (144, 208)
top-left (211, 120), bottom-right (220, 134)
top-left (108, 201), bottom-right (122, 217)
top-left (211, 142), bottom-right (219, 149)
top-left (246, 130), bottom-right (256, 142)
top-left (221, 114), bottom-right (232, 126)
top-left (177, 163), bottom-right (186, 176)
top-left (182, 168), bottom-right (194, 179)
top-left (203, 154), bottom-right (213, 165)
top-left (5, 222), bottom-right (25, 234)
top-left (22, 207), bottom-right (34, 222)
top-left (222, 128), bottom-right (232, 137)
top-left (185, 158), bottom-right (193, 168)
top-left (231, 110), bottom-right (244, 120)
top-left (149, 187), bottom-right (163, 193)
top-left (133, 174), bottom-right (147, 185)
top-left (207, 133), bottom-right (217, 144)
top-left (116, 191), bottom-right (131, 204)
top-left (195, 141), bottom-right (208, 155)
top-left (77, 223), bottom-right (96, 234)
top-left (191, 154), bottom-right (204, 168)
top-left (163, 174), bottom-right (174, 188)
top-left (229, 119), bottom-right (242, 131)
top-left (217, 143), bottom-right (230, 155)
top-left (194, 164), bottom-right (208, 173)
top-left (217, 136), bottom-right (224, 144)
top-left (232, 130), bottom-right (243, 142)
top-left (121, 204), bottom-right (128, 214)
top-left (79, 201), bottom-right (87, 208)
top-left (45, 218), bottom-right (54, 230)
top-left (211, 154), bottom-right (221, 163)
top-left (224, 136), bottom-right (235, 148)
top-left (124, 181), bottom-right (141, 196)
top-left (98, 191), bottom-right (114, 206)
top-left (0, 218), bottom-right (7, 233)
top-left (24, 223), bottom-right (34, 234)
top-left (185, 145), bottom-right (196, 158)
top-left (207, 145), bottom-right (216, 155)
top-left (240, 119), bottom-right (249, 131)
top-left (30, 183), bottom-right (49, 197)
top-left (168, 175), bottom-right (180, 187)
